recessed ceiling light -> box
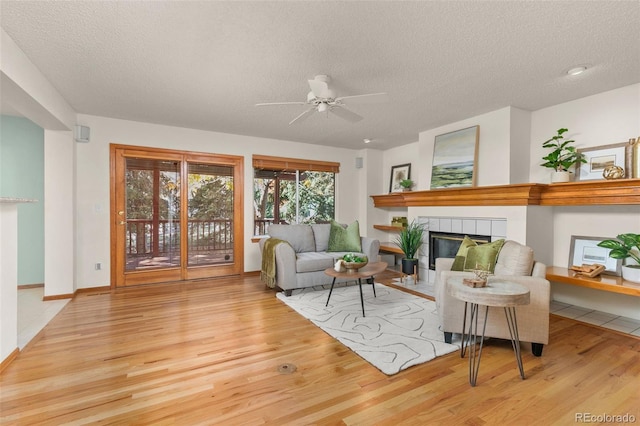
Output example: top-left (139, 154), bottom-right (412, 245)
top-left (567, 66), bottom-right (587, 76)
top-left (363, 138), bottom-right (371, 144)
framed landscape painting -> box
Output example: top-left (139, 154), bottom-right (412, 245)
top-left (430, 125), bottom-right (479, 189)
top-left (568, 235), bottom-right (621, 276)
top-left (576, 142), bottom-right (628, 181)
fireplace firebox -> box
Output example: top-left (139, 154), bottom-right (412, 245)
top-left (428, 231), bottom-right (492, 270)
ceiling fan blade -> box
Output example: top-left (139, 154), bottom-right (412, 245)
top-left (289, 107), bottom-right (316, 125)
top-left (308, 79), bottom-right (331, 99)
top-left (335, 92), bottom-right (388, 104)
top-left (256, 101), bottom-right (307, 107)
top-left (329, 106), bottom-right (363, 123)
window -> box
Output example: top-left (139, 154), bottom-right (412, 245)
top-left (253, 155), bottom-right (339, 236)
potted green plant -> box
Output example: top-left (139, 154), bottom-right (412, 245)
top-left (597, 233), bottom-right (640, 283)
top-left (541, 128), bottom-right (586, 183)
top-left (394, 220), bottom-right (425, 276)
top-left (399, 179), bottom-right (414, 191)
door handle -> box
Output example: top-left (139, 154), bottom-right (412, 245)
top-left (118, 210), bottom-right (125, 216)
top-left (119, 220), bottom-right (126, 225)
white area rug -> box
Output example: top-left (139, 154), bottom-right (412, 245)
top-left (276, 283), bottom-right (459, 375)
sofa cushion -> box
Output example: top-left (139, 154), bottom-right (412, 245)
top-left (295, 251), bottom-right (336, 273)
top-left (451, 236), bottom-right (477, 271)
top-left (327, 220), bottom-right (362, 252)
top-left (494, 240), bottom-right (534, 276)
top-left (463, 239), bottom-right (505, 273)
top-left (311, 223), bottom-right (331, 252)
top-left (268, 224), bottom-right (315, 253)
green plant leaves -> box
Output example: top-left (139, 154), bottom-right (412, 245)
top-left (394, 220), bottom-right (425, 259)
top-left (597, 233), bottom-right (640, 265)
top-left (541, 128), bottom-right (586, 171)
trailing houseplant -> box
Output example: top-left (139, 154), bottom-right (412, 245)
top-left (541, 128), bottom-right (586, 182)
top-left (597, 233), bottom-right (640, 283)
top-left (394, 220), bottom-right (425, 275)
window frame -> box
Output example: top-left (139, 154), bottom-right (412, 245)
top-left (252, 155), bottom-right (339, 236)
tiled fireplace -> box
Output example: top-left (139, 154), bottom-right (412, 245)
top-left (416, 216), bottom-right (507, 283)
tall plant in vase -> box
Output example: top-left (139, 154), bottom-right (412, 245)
top-left (395, 220), bottom-right (425, 276)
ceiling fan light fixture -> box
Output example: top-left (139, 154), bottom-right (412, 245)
top-left (317, 102), bottom-right (328, 113)
top-left (363, 138), bottom-right (371, 144)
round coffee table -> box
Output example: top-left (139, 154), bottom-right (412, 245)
top-left (448, 277), bottom-right (530, 386)
top-left (324, 262), bottom-right (388, 317)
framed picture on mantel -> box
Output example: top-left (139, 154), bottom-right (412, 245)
top-left (430, 125), bottom-right (479, 189)
top-left (576, 142), bottom-right (628, 181)
top-left (389, 163), bottom-right (411, 193)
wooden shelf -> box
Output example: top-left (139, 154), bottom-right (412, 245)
top-left (373, 225), bottom-right (405, 232)
top-left (546, 266), bottom-right (640, 297)
top-left (379, 242), bottom-right (403, 255)
top-left (540, 179), bottom-right (640, 205)
top-left (371, 179), bottom-right (640, 207)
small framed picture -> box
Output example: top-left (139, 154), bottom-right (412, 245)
top-left (576, 142), bottom-right (628, 181)
top-left (568, 235), bottom-right (621, 275)
top-left (389, 163), bottom-right (411, 193)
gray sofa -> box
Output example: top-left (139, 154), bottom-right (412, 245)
top-left (259, 223), bottom-right (380, 296)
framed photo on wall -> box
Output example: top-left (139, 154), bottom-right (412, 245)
top-left (568, 235), bottom-right (621, 275)
top-left (576, 142), bottom-right (628, 181)
top-left (389, 163), bottom-right (411, 193)
top-left (430, 125), bottom-right (479, 189)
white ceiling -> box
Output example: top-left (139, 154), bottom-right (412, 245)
top-left (1, 1), bottom-right (639, 150)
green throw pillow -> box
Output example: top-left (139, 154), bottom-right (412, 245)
top-left (451, 236), bottom-right (477, 271)
top-left (463, 239), bottom-right (506, 273)
top-left (327, 220), bottom-right (362, 252)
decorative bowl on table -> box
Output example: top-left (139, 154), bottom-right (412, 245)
top-left (341, 254), bottom-right (368, 273)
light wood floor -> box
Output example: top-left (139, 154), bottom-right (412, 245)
top-left (2, 272), bottom-right (639, 425)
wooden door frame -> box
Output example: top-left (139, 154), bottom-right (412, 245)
top-left (110, 144), bottom-right (244, 287)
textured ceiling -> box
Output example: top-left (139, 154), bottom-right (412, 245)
top-left (1, 1), bottom-right (639, 150)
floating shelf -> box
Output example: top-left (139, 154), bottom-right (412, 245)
top-left (379, 242), bottom-right (403, 255)
top-left (546, 266), bottom-right (640, 297)
top-left (373, 225), bottom-right (405, 232)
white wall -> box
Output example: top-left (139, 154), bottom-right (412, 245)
top-left (74, 114), bottom-right (369, 288)
top-left (0, 204), bottom-right (19, 362)
top-left (529, 84), bottom-right (640, 319)
top-left (530, 84), bottom-right (640, 184)
top-left (419, 107), bottom-right (513, 189)
top-left (359, 148), bottom-right (385, 237)
top-left (44, 130), bottom-right (76, 297)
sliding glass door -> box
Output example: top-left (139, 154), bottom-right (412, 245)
top-left (111, 145), bottom-right (243, 287)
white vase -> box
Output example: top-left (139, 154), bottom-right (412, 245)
top-left (621, 265), bottom-right (640, 283)
top-left (551, 171), bottom-right (570, 183)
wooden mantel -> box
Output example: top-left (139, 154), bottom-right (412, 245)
top-left (371, 179), bottom-right (640, 207)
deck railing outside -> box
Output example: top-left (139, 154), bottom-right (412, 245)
top-left (126, 219), bottom-right (233, 256)
top-left (254, 218), bottom-right (275, 236)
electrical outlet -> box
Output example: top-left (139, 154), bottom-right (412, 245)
top-left (95, 263), bottom-right (102, 271)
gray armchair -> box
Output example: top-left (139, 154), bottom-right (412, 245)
top-left (435, 240), bottom-right (550, 356)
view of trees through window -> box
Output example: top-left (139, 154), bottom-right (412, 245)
top-left (124, 158), bottom-right (236, 270)
top-left (253, 169), bottom-right (335, 235)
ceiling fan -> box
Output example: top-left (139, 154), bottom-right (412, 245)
top-left (256, 75), bottom-right (387, 125)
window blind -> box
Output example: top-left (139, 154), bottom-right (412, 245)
top-left (252, 154), bottom-right (340, 173)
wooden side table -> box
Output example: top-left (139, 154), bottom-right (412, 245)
top-left (448, 277), bottom-right (530, 386)
top-left (324, 262), bottom-right (388, 317)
